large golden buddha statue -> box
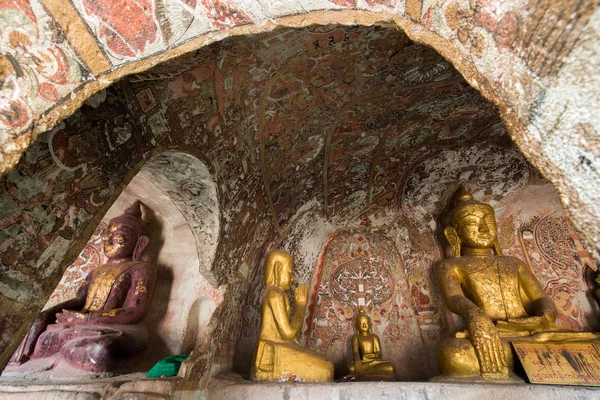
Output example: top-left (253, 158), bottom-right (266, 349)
top-left (348, 309), bottom-right (395, 380)
top-left (8, 201), bottom-right (156, 374)
top-left (251, 250), bottom-right (334, 382)
top-left (437, 186), bottom-right (599, 380)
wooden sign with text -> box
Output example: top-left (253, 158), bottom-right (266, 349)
top-left (513, 341), bottom-right (600, 386)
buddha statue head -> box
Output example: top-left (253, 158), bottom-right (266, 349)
top-left (355, 309), bottom-right (372, 335)
top-left (264, 250), bottom-right (294, 290)
top-left (444, 185), bottom-right (502, 257)
top-left (104, 200), bottom-right (150, 261)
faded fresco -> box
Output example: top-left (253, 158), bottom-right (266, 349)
top-left (237, 140), bottom-right (600, 380)
top-left (43, 222), bottom-right (107, 310)
top-left (2, 0), bottom-right (595, 143)
top-left (0, 0), bottom-right (91, 135)
top-left (305, 230), bottom-right (437, 380)
top-left (1, 4), bottom-right (599, 321)
top-left (1, 24), bottom-right (599, 379)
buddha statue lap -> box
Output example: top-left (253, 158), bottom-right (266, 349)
top-left (8, 201), bottom-right (157, 374)
top-left (348, 309), bottom-right (395, 380)
top-left (436, 186), bottom-right (599, 380)
top-left (251, 250), bottom-right (334, 382)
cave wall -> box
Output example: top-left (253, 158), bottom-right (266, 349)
top-left (1, 1), bottom-right (599, 275)
top-left (1, 19), bottom-right (599, 380)
top-left (236, 138), bottom-right (600, 380)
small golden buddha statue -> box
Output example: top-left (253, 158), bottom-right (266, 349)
top-left (250, 250), bottom-right (334, 382)
top-left (437, 186), bottom-right (599, 380)
top-left (348, 309), bottom-right (395, 380)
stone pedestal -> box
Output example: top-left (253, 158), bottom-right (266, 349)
top-left (1, 372), bottom-right (599, 399)
top-left (355, 373), bottom-right (396, 382)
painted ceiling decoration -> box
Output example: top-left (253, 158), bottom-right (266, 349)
top-left (0, 1), bottom-right (598, 264)
top-left (0, 4), bottom-right (599, 387)
top-left (124, 25), bottom-right (510, 235)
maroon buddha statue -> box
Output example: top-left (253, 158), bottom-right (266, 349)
top-left (9, 201), bottom-right (157, 373)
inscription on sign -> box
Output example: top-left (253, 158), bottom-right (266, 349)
top-left (513, 342), bottom-right (600, 386)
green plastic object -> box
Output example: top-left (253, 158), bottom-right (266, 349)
top-left (146, 354), bottom-right (189, 378)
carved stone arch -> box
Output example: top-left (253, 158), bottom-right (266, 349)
top-left (137, 150), bottom-right (221, 286)
top-left (2, 6), bottom-right (599, 261)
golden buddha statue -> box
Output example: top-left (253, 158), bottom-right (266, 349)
top-left (250, 250), bottom-right (334, 382)
top-left (8, 201), bottom-right (156, 374)
top-left (348, 309), bottom-right (395, 379)
top-left (437, 186), bottom-right (599, 380)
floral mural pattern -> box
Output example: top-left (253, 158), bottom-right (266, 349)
top-left (306, 231), bottom-right (438, 380)
top-left (0, 0), bottom-right (90, 135)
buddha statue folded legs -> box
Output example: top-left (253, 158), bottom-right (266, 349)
top-left (28, 323), bottom-right (149, 372)
top-left (8, 201), bottom-right (157, 374)
top-left (347, 309), bottom-right (395, 380)
top-left (435, 186), bottom-right (600, 381)
top-left (251, 250), bottom-right (334, 382)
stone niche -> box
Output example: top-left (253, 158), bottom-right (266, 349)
top-left (1, 151), bottom-right (222, 380)
top-left (236, 141), bottom-right (600, 382)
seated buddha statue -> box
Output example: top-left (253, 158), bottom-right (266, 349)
top-left (8, 201), bottom-right (156, 373)
top-left (250, 250), bottom-right (334, 382)
top-left (437, 186), bottom-right (599, 380)
top-left (348, 309), bottom-right (395, 380)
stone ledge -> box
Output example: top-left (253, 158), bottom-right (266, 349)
top-left (0, 373), bottom-right (181, 399)
top-left (2, 373), bottom-right (600, 399)
top-left (207, 374), bottom-right (600, 400)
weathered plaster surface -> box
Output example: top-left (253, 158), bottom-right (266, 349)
top-left (1, 2), bottom-right (599, 268)
top-left (140, 151), bottom-right (221, 285)
top-left (206, 376), bottom-right (600, 400)
top-left (2, 374), bottom-right (600, 399)
top-left (0, 20), bottom-right (599, 383)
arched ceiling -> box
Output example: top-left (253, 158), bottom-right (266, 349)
top-left (127, 25), bottom-right (507, 231)
top-left (1, 1), bottom-right (599, 264)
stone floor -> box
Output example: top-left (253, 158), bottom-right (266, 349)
top-left (1, 372), bottom-right (600, 399)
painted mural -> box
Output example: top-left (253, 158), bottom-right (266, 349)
top-left (0, 0), bottom-right (91, 135)
top-left (1, 0), bottom-right (594, 150)
top-left (43, 222), bottom-right (107, 310)
top-left (236, 139), bottom-right (600, 380)
top-left (69, 0), bottom-right (251, 65)
top-left (495, 185), bottom-right (600, 333)
top-left (0, 85), bottom-right (149, 303)
top-left (305, 230), bottom-right (437, 380)
top-left (1, 23), bottom-right (599, 380)
top-left (1, 4), bottom-right (599, 327)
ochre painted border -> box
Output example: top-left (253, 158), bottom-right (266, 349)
top-left (41, 0), bottom-right (111, 75)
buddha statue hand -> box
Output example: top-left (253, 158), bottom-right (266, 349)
top-left (9, 311), bottom-right (54, 364)
top-left (505, 313), bottom-right (557, 332)
top-left (32, 311), bottom-right (55, 333)
top-left (353, 359), bottom-right (364, 374)
top-left (55, 310), bottom-right (88, 325)
top-left (294, 284), bottom-right (308, 307)
top-left (468, 312), bottom-right (508, 377)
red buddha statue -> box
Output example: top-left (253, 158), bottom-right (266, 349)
top-left (8, 201), bottom-right (157, 373)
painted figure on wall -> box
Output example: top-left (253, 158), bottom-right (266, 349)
top-left (348, 308), bottom-right (395, 380)
top-left (251, 250), bottom-right (333, 382)
top-left (8, 201), bottom-right (156, 373)
top-left (436, 186), bottom-right (599, 380)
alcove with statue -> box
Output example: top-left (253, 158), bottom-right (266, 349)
top-left (1, 2), bottom-right (600, 398)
